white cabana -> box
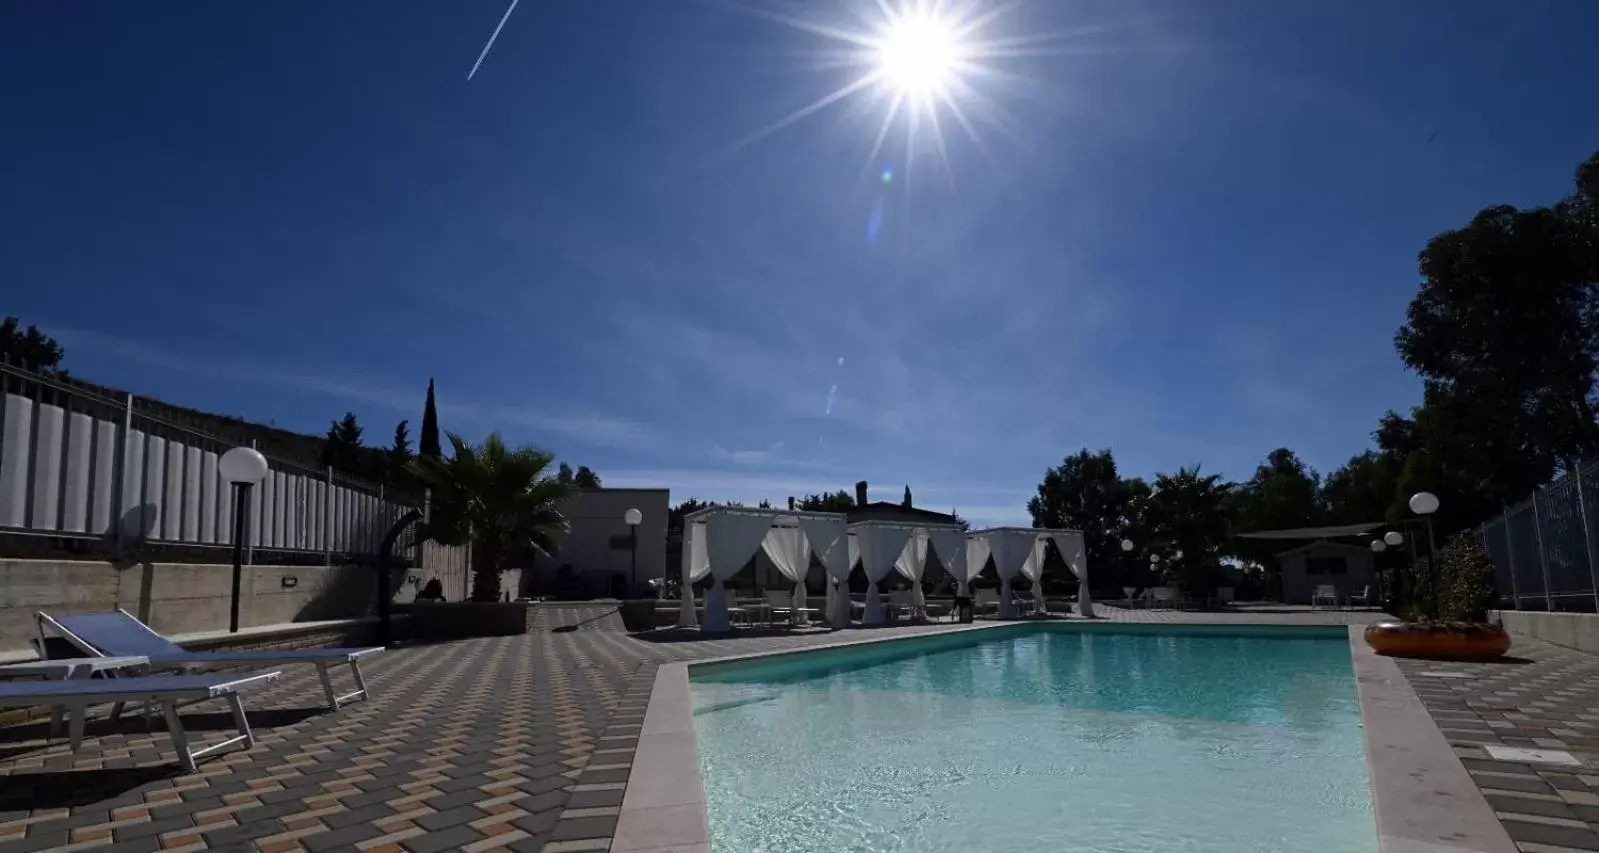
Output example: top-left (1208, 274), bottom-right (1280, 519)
top-left (892, 522), bottom-right (966, 616)
top-left (676, 506), bottom-right (848, 632)
top-left (850, 523), bottom-right (913, 626)
top-left (927, 527), bottom-right (971, 596)
top-left (969, 526), bottom-right (1095, 619)
top-left (796, 514), bottom-right (850, 628)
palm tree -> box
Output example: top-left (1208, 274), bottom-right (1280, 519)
top-left (407, 432), bottom-right (574, 602)
top-left (1143, 466), bottom-right (1235, 597)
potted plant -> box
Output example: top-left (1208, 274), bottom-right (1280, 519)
top-left (1364, 534), bottom-right (1509, 660)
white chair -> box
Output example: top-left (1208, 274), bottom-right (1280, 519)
top-left (1311, 585), bottom-right (1339, 609)
top-left (973, 588), bottom-right (1000, 616)
top-left (1150, 587), bottom-right (1178, 610)
top-left (1347, 585), bottom-right (1373, 609)
top-left (0, 671), bottom-right (279, 772)
top-left (889, 589), bottom-right (926, 622)
top-left (764, 590), bottom-right (795, 627)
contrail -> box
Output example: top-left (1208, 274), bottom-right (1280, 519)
top-left (467, 0), bottom-right (522, 81)
top-left (824, 384), bottom-right (837, 415)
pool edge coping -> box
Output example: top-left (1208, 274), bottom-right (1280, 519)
top-left (614, 621), bottom-right (1516, 853)
top-left (1346, 624), bottom-right (1518, 853)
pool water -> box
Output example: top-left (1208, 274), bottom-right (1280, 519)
top-left (692, 628), bottom-right (1376, 853)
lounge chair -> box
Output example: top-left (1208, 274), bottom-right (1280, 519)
top-left (764, 590), bottom-right (795, 627)
top-left (973, 589), bottom-right (1000, 617)
top-left (37, 609), bottom-right (381, 711)
top-left (0, 671), bottom-right (279, 772)
top-left (888, 589), bottom-right (924, 622)
top-left (1311, 585), bottom-right (1339, 609)
top-left (1150, 587), bottom-right (1179, 610)
top-left (1347, 585), bottom-right (1373, 609)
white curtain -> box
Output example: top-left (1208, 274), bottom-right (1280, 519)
top-left (699, 512), bottom-right (776, 632)
top-left (929, 528), bottom-right (970, 596)
top-left (964, 535), bottom-right (992, 600)
top-left (987, 529), bottom-right (1039, 619)
top-left (856, 524), bottom-right (914, 625)
top-left (1018, 536), bottom-right (1047, 615)
top-left (676, 520), bottom-right (711, 628)
top-left (798, 516), bottom-right (849, 628)
top-left (762, 525), bottom-right (812, 625)
top-left (893, 529), bottom-right (932, 612)
top-left (1050, 531), bottom-right (1094, 617)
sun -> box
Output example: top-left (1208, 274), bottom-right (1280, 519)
top-left (726, 0), bottom-right (1091, 178)
top-left (873, 10), bottom-right (966, 99)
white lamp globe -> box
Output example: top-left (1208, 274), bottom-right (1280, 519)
top-left (1384, 530), bottom-right (1404, 547)
top-left (624, 508), bottom-right (643, 526)
top-left (1120, 539), bottom-right (1134, 552)
top-left (218, 447), bottom-right (269, 484)
top-left (1149, 554), bottom-right (1160, 564)
top-left (1370, 540), bottom-right (1386, 553)
top-left (1409, 491), bottom-right (1440, 516)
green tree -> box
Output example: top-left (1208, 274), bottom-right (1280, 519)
top-left (556, 462), bottom-right (574, 484)
top-left (1320, 449), bottom-right (1405, 526)
top-left (1385, 150), bottom-right (1599, 536)
top-left (320, 412), bottom-right (365, 476)
top-left (0, 316), bottom-right (66, 372)
top-left (1143, 466), bottom-right (1234, 597)
top-left (1027, 449), bottom-right (1145, 591)
top-left (797, 490), bottom-right (855, 512)
top-left (573, 465), bottom-right (601, 488)
top-left (407, 432), bottom-right (573, 602)
top-left (1231, 448), bottom-right (1323, 568)
top-left (388, 420), bottom-right (413, 483)
top-left (419, 378), bottom-right (442, 460)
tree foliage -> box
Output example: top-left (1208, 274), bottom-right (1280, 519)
top-left (387, 420), bottom-right (413, 484)
top-left (419, 378), bottom-right (442, 460)
top-left (1142, 466), bottom-right (1234, 596)
top-left (320, 412), bottom-right (365, 476)
top-left (1027, 449), bottom-right (1145, 591)
top-left (1230, 448), bottom-right (1322, 567)
top-left (797, 490), bottom-right (856, 512)
top-left (406, 432), bottom-right (573, 602)
top-left (0, 316), bottom-right (65, 372)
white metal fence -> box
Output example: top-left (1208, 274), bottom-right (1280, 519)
top-left (1480, 460), bottom-right (1599, 613)
top-left (0, 359), bottom-right (416, 561)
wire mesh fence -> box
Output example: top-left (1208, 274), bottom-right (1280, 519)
top-left (0, 355), bottom-right (424, 564)
top-left (1480, 461), bottom-right (1599, 613)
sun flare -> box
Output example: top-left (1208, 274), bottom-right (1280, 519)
top-left (728, 0), bottom-right (1092, 181)
top-left (873, 10), bottom-right (965, 99)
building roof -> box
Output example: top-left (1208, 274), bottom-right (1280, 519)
top-left (845, 502), bottom-right (961, 524)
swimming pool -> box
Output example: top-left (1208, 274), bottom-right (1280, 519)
top-left (691, 626), bottom-right (1377, 853)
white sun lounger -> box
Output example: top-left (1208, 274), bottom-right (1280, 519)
top-left (0, 671), bottom-right (280, 772)
top-left (37, 609), bottom-right (382, 711)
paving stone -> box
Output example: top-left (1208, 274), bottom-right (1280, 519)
top-left (400, 823), bottom-right (487, 852)
top-left (548, 814), bottom-right (618, 841)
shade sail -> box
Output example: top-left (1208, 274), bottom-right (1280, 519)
top-left (1235, 522), bottom-right (1382, 540)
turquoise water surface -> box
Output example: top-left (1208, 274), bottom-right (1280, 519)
top-left (692, 627), bottom-right (1376, 853)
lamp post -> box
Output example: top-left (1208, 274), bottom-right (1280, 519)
top-left (1409, 491), bottom-right (1441, 618)
top-left (219, 447), bottom-right (269, 633)
top-left (624, 507), bottom-right (642, 597)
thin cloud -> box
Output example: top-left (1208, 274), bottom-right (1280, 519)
top-left (48, 327), bottom-right (653, 450)
top-left (709, 441), bottom-right (786, 465)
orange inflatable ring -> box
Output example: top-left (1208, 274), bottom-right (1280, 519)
top-left (1363, 620), bottom-right (1510, 660)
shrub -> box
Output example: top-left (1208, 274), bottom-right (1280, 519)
top-left (1437, 535), bottom-right (1497, 622)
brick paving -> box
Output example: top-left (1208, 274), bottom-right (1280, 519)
top-left (0, 607), bottom-right (963, 853)
top-left (0, 602), bottom-right (1541, 853)
top-left (1393, 636), bottom-right (1599, 853)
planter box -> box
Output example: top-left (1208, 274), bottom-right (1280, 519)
top-left (398, 602), bottom-right (535, 640)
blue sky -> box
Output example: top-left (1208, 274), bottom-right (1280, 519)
top-left (5, 0), bottom-right (1598, 528)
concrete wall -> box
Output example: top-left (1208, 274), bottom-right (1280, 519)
top-left (1491, 610), bottom-right (1599, 654)
top-left (0, 558), bottom-right (383, 654)
top-left (1280, 543), bottom-right (1377, 604)
top-left (530, 487), bottom-right (669, 597)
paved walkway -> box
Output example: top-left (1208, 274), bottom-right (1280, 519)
top-left (0, 604), bottom-right (1514, 853)
top-left (1393, 636), bottom-right (1599, 853)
